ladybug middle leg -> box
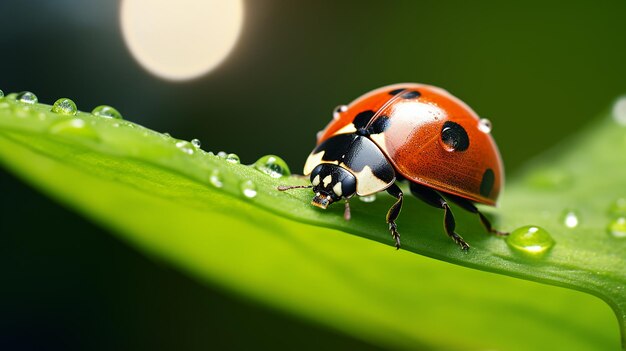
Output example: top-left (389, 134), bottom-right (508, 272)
top-left (445, 194), bottom-right (508, 236)
top-left (409, 182), bottom-right (470, 250)
top-left (385, 183), bottom-right (404, 250)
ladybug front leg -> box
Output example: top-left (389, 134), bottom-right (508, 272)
top-left (385, 183), bottom-right (403, 250)
top-left (409, 183), bottom-right (470, 251)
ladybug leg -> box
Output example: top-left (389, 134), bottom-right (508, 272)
top-left (385, 183), bottom-right (404, 250)
top-left (445, 195), bottom-right (508, 236)
top-left (409, 183), bottom-right (470, 251)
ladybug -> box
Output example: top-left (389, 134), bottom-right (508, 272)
top-left (279, 83), bottom-right (506, 250)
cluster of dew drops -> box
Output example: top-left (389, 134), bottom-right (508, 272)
top-left (0, 89), bottom-right (299, 201)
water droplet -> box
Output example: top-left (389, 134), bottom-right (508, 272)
top-left (253, 155), bottom-right (291, 178)
top-left (612, 96), bottom-right (626, 126)
top-left (48, 118), bottom-right (99, 141)
top-left (0, 89), bottom-right (4, 98)
top-left (561, 210), bottom-right (580, 228)
top-left (316, 130), bottom-right (324, 140)
top-left (217, 151), bottom-right (227, 158)
top-left (191, 138), bottom-right (201, 149)
top-left (607, 217), bottom-right (626, 238)
top-left (175, 140), bottom-right (194, 155)
top-left (359, 194), bottom-right (377, 203)
top-left (240, 180), bottom-right (257, 198)
top-left (16, 91), bottom-right (37, 104)
top-left (163, 132), bottom-right (171, 137)
top-left (92, 105), bottom-right (123, 119)
top-left (51, 98), bottom-right (78, 116)
top-left (478, 118), bottom-right (492, 133)
top-left (209, 170), bottom-right (223, 188)
top-left (507, 225), bottom-right (555, 255)
top-left (333, 104), bottom-right (348, 119)
top-left (608, 198), bottom-right (626, 217)
top-left (226, 153), bottom-right (240, 164)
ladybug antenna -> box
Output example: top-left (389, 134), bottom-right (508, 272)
top-left (277, 185), bottom-right (313, 191)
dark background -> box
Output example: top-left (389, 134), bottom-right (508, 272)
top-left (2, 0), bottom-right (626, 349)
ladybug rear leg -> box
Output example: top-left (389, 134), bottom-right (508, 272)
top-left (446, 195), bottom-right (508, 236)
top-left (385, 183), bottom-right (404, 250)
top-left (409, 183), bottom-right (470, 250)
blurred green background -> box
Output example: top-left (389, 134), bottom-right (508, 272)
top-left (1, 0), bottom-right (626, 349)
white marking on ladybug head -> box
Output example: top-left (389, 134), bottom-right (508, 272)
top-left (333, 182), bottom-right (343, 197)
top-left (334, 123), bottom-right (357, 135)
top-left (312, 175), bottom-right (320, 186)
top-left (323, 175), bottom-right (332, 187)
top-left (351, 165), bottom-right (394, 196)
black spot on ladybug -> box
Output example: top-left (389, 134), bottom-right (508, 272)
top-left (314, 133), bottom-right (356, 162)
top-left (480, 168), bottom-right (495, 197)
top-left (389, 88), bottom-right (405, 96)
top-left (441, 121), bottom-right (469, 151)
top-left (401, 90), bottom-right (421, 99)
top-left (353, 110), bottom-right (375, 129)
top-left (369, 115), bottom-right (391, 134)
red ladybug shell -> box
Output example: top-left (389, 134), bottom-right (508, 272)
top-left (316, 83), bottom-right (503, 205)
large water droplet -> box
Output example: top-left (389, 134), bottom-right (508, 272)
top-left (209, 170), bottom-right (223, 188)
top-left (191, 138), bottom-right (201, 149)
top-left (612, 96), bottom-right (626, 126)
top-left (561, 210), bottom-right (580, 228)
top-left (51, 98), bottom-right (78, 116)
top-left (359, 194), bottom-right (377, 203)
top-left (507, 225), bottom-right (555, 255)
top-left (16, 91), bottom-right (37, 104)
top-left (175, 140), bottom-right (195, 155)
top-left (226, 153), bottom-right (240, 164)
top-left (607, 217), bottom-right (626, 238)
top-left (92, 105), bottom-right (123, 119)
top-left (608, 198), bottom-right (626, 217)
top-left (0, 89), bottom-right (4, 98)
top-left (48, 118), bottom-right (99, 141)
top-left (240, 180), bottom-right (257, 198)
top-left (217, 151), bottom-right (227, 158)
top-left (253, 155), bottom-right (291, 178)
top-left (478, 118), bottom-right (492, 133)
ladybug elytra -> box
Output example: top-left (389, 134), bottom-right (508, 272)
top-left (279, 83), bottom-right (506, 249)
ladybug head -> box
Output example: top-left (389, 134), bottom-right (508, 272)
top-left (309, 164), bottom-right (356, 209)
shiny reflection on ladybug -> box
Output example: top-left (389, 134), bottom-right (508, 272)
top-left (279, 83), bottom-right (507, 250)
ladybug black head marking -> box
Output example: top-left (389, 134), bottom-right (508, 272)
top-left (309, 164), bottom-right (356, 209)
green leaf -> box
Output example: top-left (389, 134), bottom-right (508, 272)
top-left (0, 95), bottom-right (623, 350)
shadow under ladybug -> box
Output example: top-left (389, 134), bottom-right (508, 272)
top-left (279, 83), bottom-right (508, 250)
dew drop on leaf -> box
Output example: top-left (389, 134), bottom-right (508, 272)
top-left (92, 105), bottom-right (123, 119)
top-left (507, 225), bottom-right (555, 256)
top-left (217, 151), bottom-right (227, 158)
top-left (51, 98), bottom-right (78, 116)
top-left (209, 169), bottom-right (223, 188)
top-left (240, 180), bottom-right (257, 198)
top-left (561, 209), bottom-right (580, 228)
top-left (607, 217), bottom-right (626, 238)
top-left (359, 194), bottom-right (377, 203)
top-left (253, 155), bottom-right (291, 178)
top-left (16, 91), bottom-right (37, 104)
top-left (48, 118), bottom-right (99, 141)
top-left (226, 153), bottom-right (240, 164)
top-left (191, 138), bottom-right (201, 149)
top-left (175, 141), bottom-right (194, 155)
top-left (0, 89), bottom-right (4, 98)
